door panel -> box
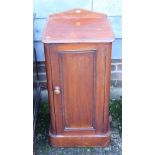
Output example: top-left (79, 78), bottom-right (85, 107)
top-left (50, 44), bottom-right (106, 134)
top-left (59, 50), bottom-right (96, 129)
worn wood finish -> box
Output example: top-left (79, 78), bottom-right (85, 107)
top-left (43, 8), bottom-right (114, 43)
top-left (43, 9), bottom-right (114, 147)
top-left (49, 132), bottom-right (110, 147)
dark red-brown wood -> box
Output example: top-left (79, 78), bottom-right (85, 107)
top-left (43, 9), bottom-right (114, 147)
top-left (43, 8), bottom-right (114, 43)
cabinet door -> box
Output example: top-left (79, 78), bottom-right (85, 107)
top-left (50, 43), bottom-right (108, 135)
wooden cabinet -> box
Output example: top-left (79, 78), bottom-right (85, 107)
top-left (42, 9), bottom-right (114, 147)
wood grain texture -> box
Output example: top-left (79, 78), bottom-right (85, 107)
top-left (44, 44), bottom-right (56, 134)
top-left (42, 9), bottom-right (114, 43)
top-left (49, 131), bottom-right (110, 147)
top-left (43, 8), bottom-right (114, 147)
top-left (58, 50), bottom-right (95, 129)
top-left (34, 16), bottom-right (121, 41)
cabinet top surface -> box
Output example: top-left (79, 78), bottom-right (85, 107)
top-left (42, 9), bottom-right (115, 43)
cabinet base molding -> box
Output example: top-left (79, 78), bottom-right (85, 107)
top-left (49, 132), bottom-right (110, 147)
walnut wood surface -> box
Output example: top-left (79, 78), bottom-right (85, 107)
top-left (43, 8), bottom-right (114, 147)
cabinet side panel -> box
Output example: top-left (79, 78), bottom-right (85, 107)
top-left (103, 43), bottom-right (112, 133)
top-left (95, 44), bottom-right (106, 133)
top-left (44, 44), bottom-right (56, 134)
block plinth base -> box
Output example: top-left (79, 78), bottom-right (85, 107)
top-left (49, 131), bottom-right (110, 147)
